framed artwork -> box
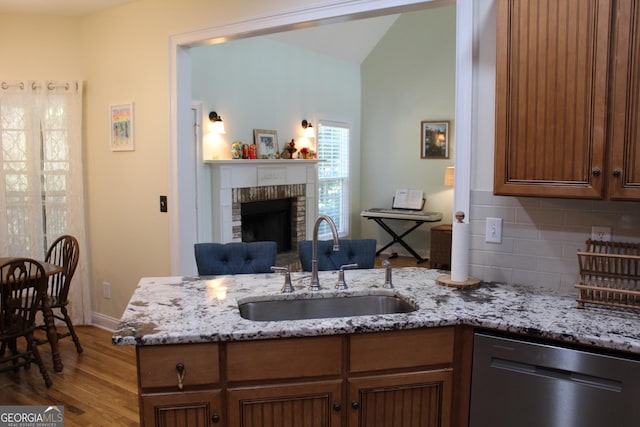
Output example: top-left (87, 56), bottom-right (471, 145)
top-left (110, 103), bottom-right (135, 151)
top-left (420, 120), bottom-right (449, 159)
top-left (253, 129), bottom-right (279, 158)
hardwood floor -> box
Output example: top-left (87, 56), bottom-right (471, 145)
top-left (0, 326), bottom-right (139, 426)
top-left (0, 256), bottom-right (426, 426)
top-left (373, 253), bottom-right (429, 269)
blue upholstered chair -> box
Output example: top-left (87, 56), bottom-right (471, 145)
top-left (297, 239), bottom-right (377, 272)
top-left (194, 241), bottom-right (278, 276)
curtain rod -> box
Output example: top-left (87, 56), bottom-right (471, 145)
top-left (1, 81), bottom-right (79, 91)
top-left (1, 81), bottom-right (25, 90)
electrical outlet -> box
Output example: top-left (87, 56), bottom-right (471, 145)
top-left (485, 217), bottom-right (503, 244)
top-left (591, 226), bottom-right (612, 241)
top-left (103, 282), bottom-right (111, 299)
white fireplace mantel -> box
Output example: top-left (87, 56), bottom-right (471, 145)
top-left (205, 159), bottom-right (320, 243)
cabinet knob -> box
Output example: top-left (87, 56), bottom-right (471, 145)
top-left (612, 168), bottom-right (622, 177)
top-left (211, 413), bottom-right (221, 423)
top-left (351, 401), bottom-right (360, 410)
top-left (175, 363), bottom-right (185, 390)
top-left (592, 167), bottom-right (601, 177)
top-left (332, 403), bottom-right (342, 412)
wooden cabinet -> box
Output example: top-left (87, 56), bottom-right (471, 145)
top-left (608, 0), bottom-right (640, 199)
top-left (348, 370), bottom-right (452, 427)
top-left (430, 225), bottom-right (452, 269)
top-left (228, 381), bottom-right (343, 427)
top-left (226, 336), bottom-right (344, 426)
top-left (494, 0), bottom-right (640, 200)
top-left (348, 329), bottom-right (454, 427)
top-left (137, 343), bottom-right (223, 427)
top-left (141, 391), bottom-right (222, 427)
top-left (135, 327), bottom-right (469, 427)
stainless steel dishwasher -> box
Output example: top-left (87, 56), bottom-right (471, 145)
top-left (469, 331), bottom-right (640, 427)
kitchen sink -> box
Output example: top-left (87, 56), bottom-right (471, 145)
top-left (238, 292), bottom-right (418, 321)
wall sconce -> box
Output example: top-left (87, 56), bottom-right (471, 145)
top-left (209, 111), bottom-right (226, 134)
top-left (301, 119), bottom-right (315, 138)
top-left (444, 166), bottom-right (455, 186)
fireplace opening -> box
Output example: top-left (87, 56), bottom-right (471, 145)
top-left (241, 198), bottom-right (292, 253)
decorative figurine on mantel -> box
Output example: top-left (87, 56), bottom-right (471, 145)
top-left (231, 141), bottom-right (244, 159)
top-left (299, 147), bottom-right (316, 159)
top-left (281, 139), bottom-right (297, 159)
top-left (248, 143), bottom-right (257, 159)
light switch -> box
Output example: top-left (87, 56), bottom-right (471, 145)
top-left (160, 195), bottom-right (168, 213)
top-left (485, 217), bottom-right (503, 244)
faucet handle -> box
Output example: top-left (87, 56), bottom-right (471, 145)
top-left (271, 266), bottom-right (294, 293)
top-left (381, 260), bottom-right (393, 289)
top-left (335, 263), bottom-right (358, 290)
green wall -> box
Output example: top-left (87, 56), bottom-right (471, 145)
top-left (361, 6), bottom-right (456, 256)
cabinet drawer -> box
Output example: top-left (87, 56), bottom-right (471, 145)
top-left (349, 327), bottom-right (454, 373)
top-left (227, 336), bottom-right (342, 381)
top-left (138, 343), bottom-right (219, 389)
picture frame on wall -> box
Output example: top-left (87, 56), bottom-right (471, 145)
top-left (420, 120), bottom-right (449, 159)
top-left (110, 102), bottom-right (135, 151)
top-left (253, 129), bottom-right (279, 158)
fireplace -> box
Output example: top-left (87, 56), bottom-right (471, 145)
top-left (235, 184), bottom-right (306, 253)
top-left (206, 159), bottom-right (319, 247)
top-left (241, 199), bottom-right (292, 250)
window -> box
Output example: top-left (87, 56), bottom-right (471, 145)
top-left (0, 82), bottom-right (83, 259)
top-left (317, 120), bottom-right (350, 238)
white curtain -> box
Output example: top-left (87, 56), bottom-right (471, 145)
top-left (0, 80), bottom-right (90, 325)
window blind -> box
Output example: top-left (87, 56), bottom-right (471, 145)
top-left (317, 121), bottom-right (350, 238)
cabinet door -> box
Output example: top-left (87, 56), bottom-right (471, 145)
top-left (228, 380), bottom-right (343, 427)
top-left (494, 0), bottom-right (612, 198)
top-left (348, 370), bottom-right (453, 427)
top-left (608, 0), bottom-right (640, 200)
top-left (141, 390), bottom-right (222, 427)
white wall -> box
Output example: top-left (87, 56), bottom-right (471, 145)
top-left (361, 6), bottom-right (456, 258)
top-left (191, 36), bottom-right (362, 240)
top-left (191, 37), bottom-right (361, 162)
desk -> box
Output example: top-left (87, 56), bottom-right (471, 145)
top-left (0, 257), bottom-right (64, 373)
top-left (360, 210), bottom-right (442, 263)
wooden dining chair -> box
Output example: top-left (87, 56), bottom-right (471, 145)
top-left (38, 235), bottom-right (82, 354)
top-left (0, 258), bottom-right (53, 387)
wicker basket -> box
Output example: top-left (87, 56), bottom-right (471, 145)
top-left (575, 239), bottom-right (640, 310)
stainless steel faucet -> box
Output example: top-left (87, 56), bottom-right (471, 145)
top-left (310, 215), bottom-right (340, 291)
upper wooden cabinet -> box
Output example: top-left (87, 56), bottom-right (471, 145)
top-left (608, 0), bottom-right (640, 199)
top-left (494, 0), bottom-right (640, 200)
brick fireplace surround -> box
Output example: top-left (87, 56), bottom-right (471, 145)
top-left (206, 159), bottom-right (320, 245)
top-left (232, 184), bottom-right (306, 247)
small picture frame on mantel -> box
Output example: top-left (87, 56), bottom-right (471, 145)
top-left (253, 129), bottom-right (279, 159)
top-left (420, 120), bottom-right (449, 159)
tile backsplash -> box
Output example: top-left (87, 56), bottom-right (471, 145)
top-left (469, 190), bottom-right (640, 294)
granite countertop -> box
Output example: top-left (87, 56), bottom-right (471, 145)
top-left (112, 267), bottom-right (640, 355)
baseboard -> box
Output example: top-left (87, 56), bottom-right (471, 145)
top-left (91, 311), bottom-right (120, 332)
